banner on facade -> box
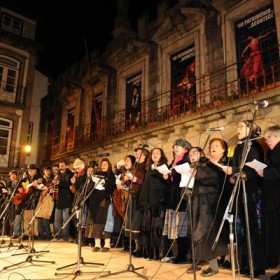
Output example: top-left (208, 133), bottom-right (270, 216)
top-left (234, 4), bottom-right (278, 88)
top-left (125, 72), bottom-right (142, 129)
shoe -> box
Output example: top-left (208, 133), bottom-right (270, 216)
top-left (186, 265), bottom-right (202, 274)
top-left (239, 267), bottom-right (249, 275)
top-left (244, 269), bottom-right (265, 278)
top-left (92, 247), bottom-right (100, 252)
top-left (271, 271), bottom-right (280, 280)
top-left (11, 235), bottom-right (20, 239)
top-left (201, 267), bottom-right (219, 277)
top-left (170, 256), bottom-right (187, 264)
top-left (217, 256), bottom-right (225, 266)
top-left (220, 260), bottom-right (231, 269)
top-left (101, 247), bottom-right (110, 252)
top-left (161, 256), bottom-right (176, 263)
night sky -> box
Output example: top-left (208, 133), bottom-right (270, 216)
top-left (4, 0), bottom-right (160, 78)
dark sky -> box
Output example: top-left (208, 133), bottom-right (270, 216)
top-left (6, 0), bottom-right (160, 78)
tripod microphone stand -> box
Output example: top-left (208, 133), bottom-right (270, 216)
top-left (2, 191), bottom-right (55, 270)
top-left (14, 188), bottom-right (53, 255)
top-left (55, 177), bottom-right (109, 279)
top-left (100, 148), bottom-right (148, 279)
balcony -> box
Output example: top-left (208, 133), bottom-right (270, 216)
top-left (49, 49), bottom-right (280, 159)
top-left (0, 81), bottom-right (26, 106)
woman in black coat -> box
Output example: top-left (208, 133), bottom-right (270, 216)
top-left (138, 147), bottom-right (171, 260)
top-left (188, 146), bottom-right (228, 276)
top-left (223, 120), bottom-right (266, 278)
top-left (86, 158), bottom-right (116, 252)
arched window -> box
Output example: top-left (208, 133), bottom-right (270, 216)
top-left (0, 118), bottom-right (13, 167)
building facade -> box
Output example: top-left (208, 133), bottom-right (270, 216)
top-left (40, 0), bottom-right (280, 167)
top-left (0, 2), bottom-right (46, 174)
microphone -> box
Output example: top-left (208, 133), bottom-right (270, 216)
top-left (205, 127), bottom-right (224, 132)
top-left (252, 100), bottom-right (269, 108)
top-left (98, 153), bottom-right (110, 157)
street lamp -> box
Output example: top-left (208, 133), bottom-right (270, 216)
top-left (25, 144), bottom-right (31, 155)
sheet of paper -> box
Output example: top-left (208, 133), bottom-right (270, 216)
top-left (245, 159), bottom-right (267, 170)
top-left (157, 164), bottom-right (171, 175)
top-left (180, 173), bottom-right (195, 189)
top-left (173, 162), bottom-right (191, 174)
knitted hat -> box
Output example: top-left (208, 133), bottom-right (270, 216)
top-left (172, 138), bottom-right (192, 150)
top-left (73, 158), bottom-right (85, 169)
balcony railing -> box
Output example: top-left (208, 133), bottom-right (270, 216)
top-left (49, 51), bottom-right (280, 158)
top-left (0, 82), bottom-right (26, 106)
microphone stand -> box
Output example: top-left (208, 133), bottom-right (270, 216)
top-left (100, 148), bottom-right (148, 279)
top-left (55, 176), bottom-right (109, 279)
top-left (212, 105), bottom-right (261, 280)
top-left (0, 173), bottom-right (27, 251)
top-left (0, 196), bottom-right (10, 248)
top-left (176, 133), bottom-right (211, 280)
top-left (2, 191), bottom-right (55, 271)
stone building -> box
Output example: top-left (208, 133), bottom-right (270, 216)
top-left (0, 1), bottom-right (47, 174)
top-left (40, 0), bottom-right (280, 167)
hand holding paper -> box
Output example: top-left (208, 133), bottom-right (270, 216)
top-left (245, 159), bottom-right (267, 170)
top-left (157, 164), bottom-right (171, 175)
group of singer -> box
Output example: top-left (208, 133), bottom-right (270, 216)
top-left (0, 121), bottom-right (279, 279)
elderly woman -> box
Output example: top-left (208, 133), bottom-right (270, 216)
top-left (222, 120), bottom-right (266, 278)
top-left (186, 145), bottom-right (228, 276)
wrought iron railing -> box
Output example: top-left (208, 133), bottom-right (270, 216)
top-left (0, 81), bottom-right (26, 106)
top-left (49, 52), bottom-right (280, 159)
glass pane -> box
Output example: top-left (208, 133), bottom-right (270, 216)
top-left (0, 129), bottom-right (9, 137)
top-left (0, 138), bottom-right (8, 145)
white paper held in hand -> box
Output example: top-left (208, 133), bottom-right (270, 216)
top-left (245, 159), bottom-right (267, 170)
top-left (157, 164), bottom-right (171, 175)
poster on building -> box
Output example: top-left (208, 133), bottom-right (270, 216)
top-left (66, 108), bottom-right (75, 150)
top-left (235, 4), bottom-right (279, 90)
top-left (170, 44), bottom-right (196, 112)
top-left (91, 93), bottom-right (102, 135)
top-left (126, 72), bottom-right (142, 130)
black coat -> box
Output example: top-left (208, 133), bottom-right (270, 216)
top-left (231, 139), bottom-right (266, 270)
top-left (139, 168), bottom-right (171, 211)
top-left (190, 158), bottom-right (228, 260)
top-left (56, 169), bottom-right (74, 209)
top-left (88, 170), bottom-right (116, 224)
top-left (262, 141), bottom-right (280, 255)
